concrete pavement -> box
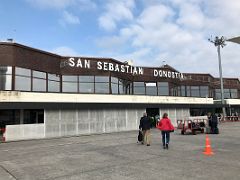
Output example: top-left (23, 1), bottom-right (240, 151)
top-left (0, 122), bottom-right (240, 180)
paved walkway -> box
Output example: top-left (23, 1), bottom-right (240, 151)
top-left (0, 122), bottom-right (240, 180)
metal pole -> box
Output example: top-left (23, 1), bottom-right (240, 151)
top-left (217, 45), bottom-right (226, 119)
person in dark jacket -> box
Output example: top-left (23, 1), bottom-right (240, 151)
top-left (139, 112), bottom-right (151, 146)
top-left (156, 113), bottom-right (174, 149)
top-left (211, 113), bottom-right (219, 134)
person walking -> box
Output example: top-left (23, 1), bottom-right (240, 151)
top-left (139, 112), bottom-right (151, 146)
top-left (156, 113), bottom-right (174, 149)
top-left (211, 113), bottom-right (219, 134)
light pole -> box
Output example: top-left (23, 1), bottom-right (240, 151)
top-left (209, 36), bottom-right (240, 120)
top-left (209, 36), bottom-right (226, 119)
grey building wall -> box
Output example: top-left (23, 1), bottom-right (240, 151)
top-left (44, 107), bottom-right (190, 138)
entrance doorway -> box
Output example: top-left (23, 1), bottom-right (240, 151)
top-left (146, 108), bottom-right (159, 127)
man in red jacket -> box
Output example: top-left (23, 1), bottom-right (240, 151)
top-left (156, 113), bottom-right (174, 149)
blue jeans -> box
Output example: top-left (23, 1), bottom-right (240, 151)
top-left (161, 131), bottom-right (170, 146)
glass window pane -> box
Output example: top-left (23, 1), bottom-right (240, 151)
top-left (111, 77), bottom-right (118, 83)
top-left (62, 82), bottom-right (78, 92)
top-left (62, 75), bottom-right (78, 82)
top-left (79, 76), bottom-right (94, 82)
top-left (134, 82), bottom-right (145, 95)
top-left (33, 78), bottom-right (46, 92)
top-left (223, 89), bottom-right (230, 98)
top-left (200, 86), bottom-right (209, 97)
top-left (0, 66), bottom-right (12, 75)
top-left (119, 79), bottom-right (131, 94)
top-left (230, 89), bottom-right (238, 98)
top-left (181, 86), bottom-right (185, 96)
top-left (224, 89), bottom-right (230, 93)
top-left (119, 83), bottom-right (124, 94)
top-left (134, 82), bottom-right (144, 86)
top-left (146, 86), bottom-right (157, 96)
top-left (0, 74), bottom-right (12, 90)
top-left (15, 67), bottom-right (31, 76)
top-left (95, 76), bottom-right (109, 82)
top-left (33, 71), bottom-right (46, 79)
top-left (15, 76), bottom-right (31, 91)
top-left (48, 80), bottom-right (60, 92)
top-left (215, 89), bottom-right (221, 99)
top-left (158, 82), bottom-right (169, 96)
top-left (187, 86), bottom-right (191, 97)
top-left (111, 83), bottom-right (118, 94)
top-left (48, 73), bottom-right (60, 81)
top-left (191, 86), bottom-right (200, 97)
top-left (95, 83), bottom-right (109, 93)
top-left (79, 83), bottom-right (94, 93)
top-left (134, 87), bottom-right (145, 94)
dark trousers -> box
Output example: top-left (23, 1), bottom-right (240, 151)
top-left (161, 131), bottom-right (170, 146)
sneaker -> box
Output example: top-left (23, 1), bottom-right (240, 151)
top-left (163, 145), bottom-right (166, 149)
top-left (166, 144), bottom-right (168, 149)
top-left (147, 144), bottom-right (150, 146)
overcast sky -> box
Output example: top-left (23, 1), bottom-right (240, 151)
top-left (1, 0), bottom-right (239, 78)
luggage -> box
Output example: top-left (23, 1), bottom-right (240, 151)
top-left (206, 127), bottom-right (211, 134)
top-left (138, 130), bottom-right (143, 142)
top-left (212, 127), bottom-right (219, 134)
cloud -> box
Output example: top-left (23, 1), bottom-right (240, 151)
top-left (98, 0), bottom-right (135, 31)
top-left (59, 11), bottom-right (80, 25)
top-left (51, 46), bottom-right (79, 56)
top-left (176, 3), bottom-right (205, 29)
top-left (95, 0), bottom-right (240, 77)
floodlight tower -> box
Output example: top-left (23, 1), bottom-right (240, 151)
top-left (209, 36), bottom-right (240, 120)
top-left (209, 36), bottom-right (226, 119)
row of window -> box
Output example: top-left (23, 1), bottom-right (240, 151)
top-left (0, 66), bottom-right (239, 99)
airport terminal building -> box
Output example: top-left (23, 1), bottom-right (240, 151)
top-left (0, 42), bottom-right (240, 141)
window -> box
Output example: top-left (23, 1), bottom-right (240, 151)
top-left (158, 82), bottom-right (169, 96)
top-left (48, 73), bottom-right (60, 92)
top-left (23, 109), bottom-right (44, 124)
top-left (33, 79), bottom-right (46, 91)
top-left (133, 82), bottom-right (145, 95)
top-left (215, 88), bottom-right (237, 99)
top-left (145, 82), bottom-right (157, 96)
top-left (191, 86), bottom-right (200, 97)
top-left (15, 67), bottom-right (31, 76)
top-left (224, 89), bottom-right (231, 99)
top-left (79, 76), bottom-right (94, 93)
top-left (200, 86), bottom-right (209, 97)
top-left (187, 86), bottom-right (191, 97)
top-left (230, 89), bottom-right (238, 99)
top-left (119, 79), bottom-right (131, 94)
top-left (0, 66), bottom-right (12, 90)
top-left (111, 77), bottom-right (119, 94)
top-left (215, 89), bottom-right (221, 99)
top-left (32, 70), bottom-right (46, 92)
top-left (170, 85), bottom-right (179, 96)
top-left (62, 75), bottom-right (78, 92)
top-left (181, 86), bottom-right (186, 96)
top-left (15, 67), bottom-right (31, 91)
top-left (95, 76), bottom-right (109, 94)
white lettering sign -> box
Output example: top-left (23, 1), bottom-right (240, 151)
top-left (63, 58), bottom-right (183, 79)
